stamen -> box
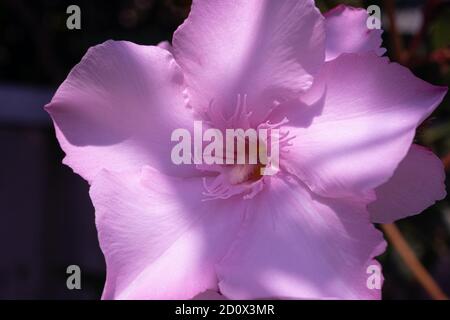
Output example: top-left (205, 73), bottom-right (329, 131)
top-left (258, 117), bottom-right (296, 158)
top-left (258, 117), bottom-right (290, 130)
top-left (202, 175), bottom-right (265, 201)
top-left (204, 94), bottom-right (253, 130)
top-left (198, 95), bottom-right (296, 201)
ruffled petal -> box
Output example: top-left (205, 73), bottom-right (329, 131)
top-left (90, 167), bottom-right (247, 299)
top-left (172, 0), bottom-right (325, 125)
top-left (157, 40), bottom-right (173, 54)
top-left (324, 5), bottom-right (385, 61)
top-left (369, 144), bottom-right (446, 223)
top-left (216, 175), bottom-right (386, 299)
top-left (46, 41), bottom-right (198, 182)
top-left (275, 53), bottom-right (447, 199)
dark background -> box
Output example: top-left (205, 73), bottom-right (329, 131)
top-left (0, 0), bottom-right (449, 299)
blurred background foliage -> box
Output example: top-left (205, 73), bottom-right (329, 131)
top-left (0, 0), bottom-right (449, 299)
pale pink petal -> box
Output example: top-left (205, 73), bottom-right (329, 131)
top-left (90, 167), bottom-right (246, 300)
top-left (157, 40), bottom-right (173, 53)
top-left (369, 144), bottom-right (446, 223)
top-left (193, 290), bottom-right (226, 300)
top-left (172, 0), bottom-right (325, 125)
top-left (324, 5), bottom-right (385, 61)
top-left (275, 53), bottom-right (447, 199)
top-left (46, 41), bottom-right (198, 183)
top-left (216, 175), bottom-right (386, 299)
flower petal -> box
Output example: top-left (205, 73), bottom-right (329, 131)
top-left (324, 5), bottom-right (385, 61)
top-left (90, 167), bottom-right (247, 299)
top-left (172, 0), bottom-right (325, 125)
top-left (276, 53), bottom-right (447, 199)
top-left (157, 40), bottom-right (173, 54)
top-left (193, 290), bottom-right (226, 300)
top-left (216, 175), bottom-right (386, 299)
top-left (368, 144), bottom-right (446, 223)
top-left (46, 40), bottom-right (198, 183)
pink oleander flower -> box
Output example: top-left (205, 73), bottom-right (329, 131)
top-left (46, 1), bottom-right (447, 299)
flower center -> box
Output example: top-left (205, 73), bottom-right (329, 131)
top-left (227, 164), bottom-right (260, 185)
top-left (198, 94), bottom-right (295, 200)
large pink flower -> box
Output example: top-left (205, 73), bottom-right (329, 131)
top-left (46, 1), bottom-right (446, 299)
